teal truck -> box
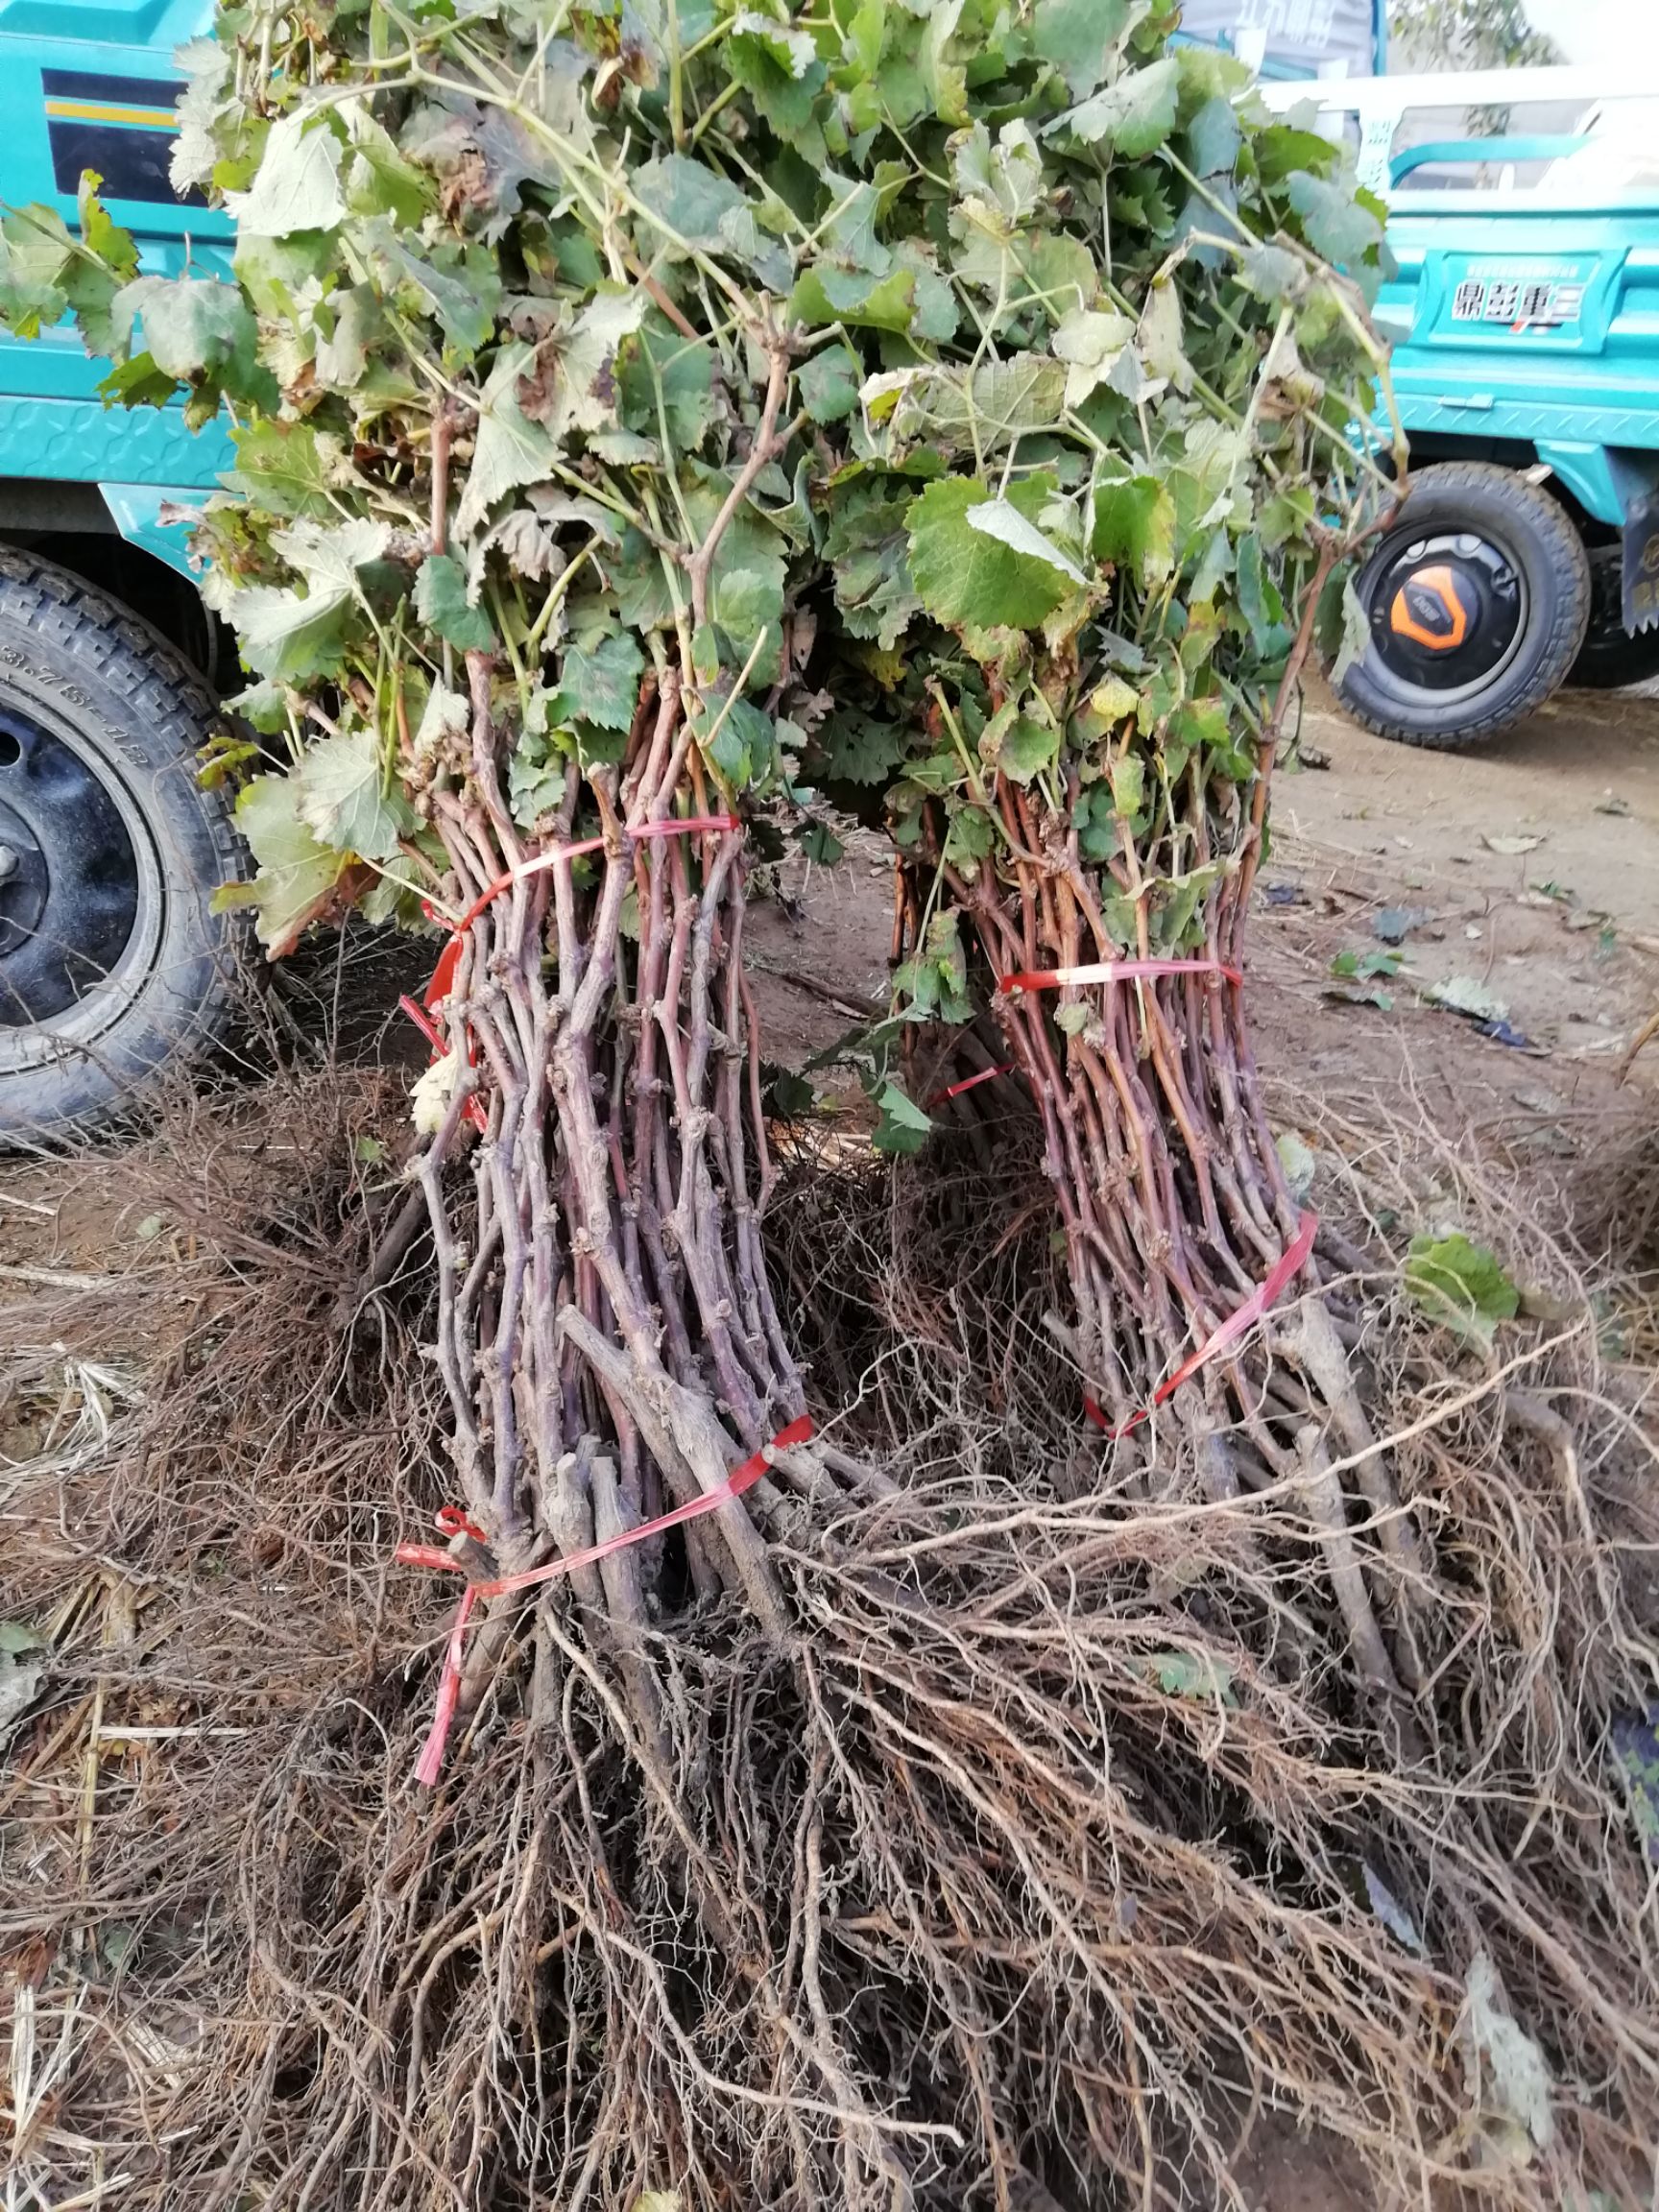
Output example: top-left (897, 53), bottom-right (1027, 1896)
top-left (1262, 67), bottom-right (1659, 742)
top-left (0, 0), bottom-right (239, 1136)
top-left (0, 16), bottom-right (1655, 1131)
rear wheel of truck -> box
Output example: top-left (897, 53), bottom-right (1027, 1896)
top-left (1567, 544), bottom-right (1659, 690)
top-left (1337, 462), bottom-right (1591, 748)
top-left (0, 549), bottom-right (243, 1142)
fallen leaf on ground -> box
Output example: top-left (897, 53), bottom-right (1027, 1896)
top-left (1404, 1232), bottom-right (1518, 1348)
top-left (1425, 974), bottom-right (1507, 1022)
top-left (1595, 792), bottom-right (1631, 817)
top-left (1332, 947), bottom-right (1401, 981)
top-left (1275, 1131), bottom-right (1315, 1202)
top-left (1459, 1951), bottom-right (1554, 2158)
top-left (1362, 1862), bottom-right (1423, 1953)
top-left (1372, 904), bottom-right (1426, 944)
top-left (0, 1647), bottom-right (47, 1739)
top-left (1481, 832), bottom-right (1543, 856)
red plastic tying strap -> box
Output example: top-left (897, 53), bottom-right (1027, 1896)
top-left (398, 1413), bottom-right (812, 1787)
top-left (998, 956), bottom-right (1243, 995)
top-left (928, 1062), bottom-right (1017, 1107)
top-left (1082, 1209), bottom-right (1318, 1440)
top-left (435, 814), bottom-right (741, 996)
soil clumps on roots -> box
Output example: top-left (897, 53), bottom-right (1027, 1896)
top-left (4, 1066), bottom-right (1658, 2212)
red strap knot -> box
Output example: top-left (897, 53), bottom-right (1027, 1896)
top-left (399, 1413), bottom-right (811, 1787)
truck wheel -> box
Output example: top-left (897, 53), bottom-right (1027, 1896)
top-left (1337, 462), bottom-right (1591, 748)
top-left (1567, 546), bottom-right (1659, 690)
top-left (0, 549), bottom-right (243, 1141)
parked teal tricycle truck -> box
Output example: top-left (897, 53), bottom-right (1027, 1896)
top-left (1261, 66), bottom-right (1659, 743)
top-left (0, 10), bottom-right (1655, 1132)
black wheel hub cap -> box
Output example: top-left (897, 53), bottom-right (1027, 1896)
top-left (1364, 530), bottom-right (1523, 692)
top-left (0, 711), bottom-right (140, 1026)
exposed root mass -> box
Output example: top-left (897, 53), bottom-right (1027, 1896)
top-left (4, 1072), bottom-right (1658, 2211)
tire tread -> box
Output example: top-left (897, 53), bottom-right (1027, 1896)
top-left (1339, 462), bottom-right (1592, 751)
top-left (0, 545), bottom-right (245, 1138)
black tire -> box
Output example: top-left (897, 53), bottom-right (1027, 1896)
top-left (1567, 544), bottom-right (1659, 690)
top-left (1337, 461), bottom-right (1591, 748)
top-left (0, 548), bottom-right (243, 1141)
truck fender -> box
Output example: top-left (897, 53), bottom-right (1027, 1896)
top-left (98, 481), bottom-right (208, 585)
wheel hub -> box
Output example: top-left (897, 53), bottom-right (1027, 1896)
top-left (1366, 531), bottom-right (1523, 693)
top-left (0, 711), bottom-right (141, 1025)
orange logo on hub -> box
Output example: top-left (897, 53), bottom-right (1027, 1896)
top-left (1388, 565), bottom-right (1468, 651)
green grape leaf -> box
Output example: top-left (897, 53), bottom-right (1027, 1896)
top-left (0, 204), bottom-right (74, 338)
top-left (1137, 277), bottom-right (1190, 393)
top-left (298, 726), bottom-right (417, 861)
top-left (1090, 472), bottom-right (1176, 586)
top-left (819, 710), bottom-right (910, 788)
top-left (906, 475), bottom-right (1070, 632)
top-left (726, 10), bottom-right (827, 135)
top-left (991, 710), bottom-right (1061, 783)
top-left (1050, 306), bottom-right (1135, 407)
top-left (225, 421), bottom-right (348, 517)
top-left (797, 820), bottom-right (845, 864)
top-left (1186, 94), bottom-right (1241, 180)
top-left (965, 497), bottom-right (1086, 587)
top-left (798, 343), bottom-right (863, 424)
top-left (634, 155), bottom-right (790, 287)
top-left (872, 1081), bottom-right (932, 1156)
top-left (111, 275), bottom-right (263, 390)
top-left (1286, 171), bottom-right (1382, 269)
top-left (1236, 535), bottom-right (1290, 655)
top-left (711, 565), bottom-right (785, 641)
top-left (454, 343), bottom-right (561, 538)
top-left (415, 552), bottom-right (494, 651)
top-left (556, 633), bottom-right (646, 732)
top-left (231, 110), bottom-right (346, 237)
top-left (1259, 483), bottom-right (1316, 550)
top-left (787, 264), bottom-right (917, 334)
top-left (1055, 56), bottom-right (1179, 157)
top-left (1329, 575), bottom-right (1372, 686)
top-left (699, 694), bottom-right (777, 790)
top-left (1140, 1649), bottom-right (1238, 1704)
top-left (234, 774), bottom-right (350, 954)
top-left (229, 517), bottom-right (388, 682)
top-left (1237, 242), bottom-right (1309, 304)
top-left (1031, 0), bottom-right (1147, 97)
top-left (619, 315), bottom-right (717, 449)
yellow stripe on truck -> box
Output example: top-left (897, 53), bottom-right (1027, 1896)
top-left (44, 99), bottom-right (178, 130)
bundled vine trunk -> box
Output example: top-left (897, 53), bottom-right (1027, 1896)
top-left (892, 619), bottom-right (1430, 1719)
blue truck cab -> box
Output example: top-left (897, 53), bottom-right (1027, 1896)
top-left (0, 0), bottom-right (242, 1137)
top-left (1262, 69), bottom-right (1659, 743)
top-left (0, 0), bottom-right (230, 561)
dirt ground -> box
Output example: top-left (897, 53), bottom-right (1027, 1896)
top-left (3, 677), bottom-right (1657, 2212)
